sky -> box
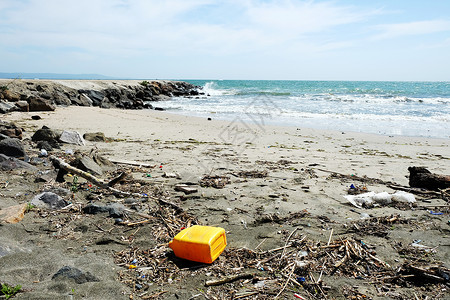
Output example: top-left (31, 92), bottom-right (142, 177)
top-left (1, 0), bottom-right (450, 81)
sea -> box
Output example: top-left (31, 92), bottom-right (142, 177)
top-left (156, 80), bottom-right (450, 139)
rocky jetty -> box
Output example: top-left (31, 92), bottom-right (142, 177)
top-left (0, 79), bottom-right (201, 113)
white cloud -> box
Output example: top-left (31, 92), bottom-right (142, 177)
top-left (0, 0), bottom-right (373, 57)
top-left (370, 19), bottom-right (450, 40)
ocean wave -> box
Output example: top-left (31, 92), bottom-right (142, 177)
top-left (202, 81), bottom-right (237, 96)
top-left (288, 94), bottom-right (450, 105)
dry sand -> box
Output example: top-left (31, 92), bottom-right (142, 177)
top-left (1, 106), bottom-right (449, 299)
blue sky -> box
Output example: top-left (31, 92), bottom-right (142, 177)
top-left (1, 0), bottom-right (449, 80)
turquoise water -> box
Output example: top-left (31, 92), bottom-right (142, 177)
top-left (157, 80), bottom-right (450, 138)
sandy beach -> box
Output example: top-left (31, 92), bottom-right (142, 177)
top-left (1, 106), bottom-right (449, 299)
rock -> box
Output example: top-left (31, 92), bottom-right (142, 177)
top-left (30, 192), bottom-right (68, 210)
top-left (1, 90), bottom-right (20, 102)
top-left (59, 130), bottom-right (86, 146)
top-left (83, 132), bottom-right (106, 142)
top-left (32, 126), bottom-right (60, 147)
top-left (0, 154), bottom-right (37, 171)
top-left (44, 187), bottom-right (71, 197)
top-left (83, 203), bottom-right (110, 214)
top-left (52, 266), bottom-right (100, 284)
top-left (0, 137), bottom-right (26, 157)
top-left (106, 203), bottom-right (126, 218)
top-left (37, 140), bottom-right (53, 151)
top-left (0, 101), bottom-right (17, 113)
top-left (0, 203), bottom-right (27, 224)
top-left (73, 156), bottom-right (103, 176)
top-left (78, 90), bottom-right (105, 106)
top-left (28, 97), bottom-right (55, 111)
top-left (77, 93), bottom-right (93, 106)
top-left (153, 95), bottom-right (171, 101)
top-left (83, 203), bottom-right (125, 218)
top-left (15, 100), bottom-right (29, 112)
top-left (174, 184), bottom-right (198, 194)
top-left (0, 133), bottom-right (8, 141)
top-left (31, 115), bottom-right (41, 120)
top-left (0, 121), bottom-right (23, 139)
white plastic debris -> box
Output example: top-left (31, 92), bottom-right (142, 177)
top-left (392, 191), bottom-right (416, 203)
top-left (344, 191), bottom-right (415, 208)
top-left (344, 192), bottom-right (375, 208)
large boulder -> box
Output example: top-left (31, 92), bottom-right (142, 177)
top-left (32, 126), bottom-right (60, 147)
top-left (0, 101), bottom-right (17, 114)
top-left (28, 97), bottom-right (55, 111)
top-left (0, 137), bottom-right (26, 157)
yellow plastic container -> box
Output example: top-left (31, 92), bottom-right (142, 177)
top-left (169, 225), bottom-right (227, 264)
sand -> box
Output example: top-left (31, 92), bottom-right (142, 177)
top-left (1, 106), bottom-right (449, 299)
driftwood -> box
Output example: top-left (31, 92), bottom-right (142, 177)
top-left (408, 166), bottom-right (450, 191)
top-left (50, 155), bottom-right (184, 213)
top-left (205, 273), bottom-right (254, 287)
top-left (51, 155), bottom-right (131, 196)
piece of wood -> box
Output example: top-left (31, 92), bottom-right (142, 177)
top-left (408, 166), bottom-right (450, 191)
top-left (108, 171), bottom-right (129, 187)
top-left (205, 273), bottom-right (254, 287)
top-left (109, 158), bottom-right (155, 168)
top-left (174, 185), bottom-right (198, 194)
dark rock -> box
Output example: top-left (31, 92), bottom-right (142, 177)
top-left (83, 203), bottom-right (110, 214)
top-left (0, 133), bottom-right (8, 141)
top-left (78, 90), bottom-right (105, 106)
top-left (28, 97), bottom-right (55, 111)
top-left (52, 266), bottom-right (100, 284)
top-left (0, 154), bottom-right (37, 171)
top-left (76, 93), bottom-right (93, 106)
top-left (83, 132), bottom-right (106, 142)
top-left (59, 130), bottom-right (86, 146)
top-left (83, 203), bottom-right (125, 218)
top-left (0, 137), bottom-right (26, 157)
top-left (31, 115), bottom-right (41, 120)
top-left (154, 107), bottom-right (165, 111)
top-left (37, 140), bottom-right (53, 151)
top-left (32, 126), bottom-right (60, 148)
top-left (107, 203), bottom-right (126, 218)
top-left (30, 192), bottom-right (68, 210)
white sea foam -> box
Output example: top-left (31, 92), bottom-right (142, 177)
top-left (202, 81), bottom-right (237, 96)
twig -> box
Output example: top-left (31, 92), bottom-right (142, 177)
top-left (327, 228), bottom-right (334, 246)
top-left (275, 262), bottom-right (296, 299)
top-left (205, 273), bottom-right (254, 287)
top-left (280, 228), bottom-right (298, 261)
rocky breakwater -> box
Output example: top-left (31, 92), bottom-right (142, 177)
top-left (0, 79), bottom-right (202, 114)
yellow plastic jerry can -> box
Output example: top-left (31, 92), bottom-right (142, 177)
top-left (169, 225), bottom-right (227, 264)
